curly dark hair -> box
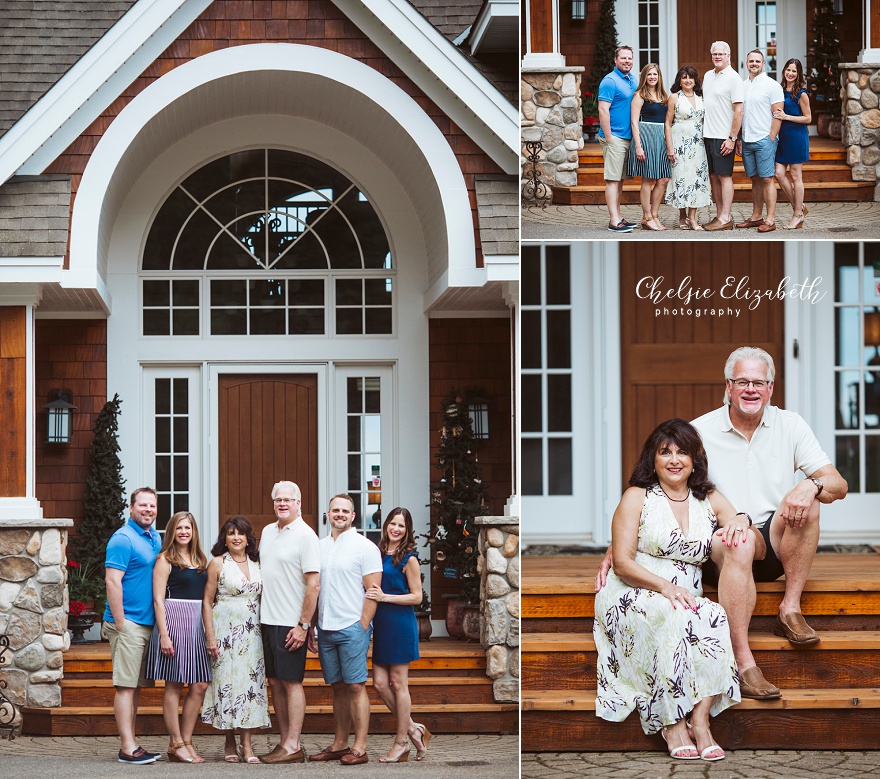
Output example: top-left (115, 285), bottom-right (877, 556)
top-left (670, 65), bottom-right (703, 96)
top-left (629, 418), bottom-right (715, 500)
top-left (211, 515), bottom-right (259, 562)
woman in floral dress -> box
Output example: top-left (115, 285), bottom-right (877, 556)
top-left (664, 65), bottom-right (712, 229)
top-left (201, 515), bottom-right (269, 763)
top-left (593, 419), bottom-right (743, 762)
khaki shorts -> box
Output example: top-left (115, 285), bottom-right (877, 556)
top-left (598, 135), bottom-right (631, 181)
top-left (102, 619), bottom-right (155, 688)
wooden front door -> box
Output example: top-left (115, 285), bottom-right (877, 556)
top-left (677, 0), bottom-right (738, 77)
top-left (619, 244), bottom-right (785, 487)
top-left (218, 374), bottom-right (318, 539)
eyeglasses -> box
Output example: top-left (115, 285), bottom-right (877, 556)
top-left (711, 52), bottom-right (728, 57)
top-left (274, 497), bottom-right (300, 504)
top-left (729, 379), bottom-right (769, 389)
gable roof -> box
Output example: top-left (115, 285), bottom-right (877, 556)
top-left (0, 1), bottom-right (136, 138)
top-left (0, 0), bottom-right (518, 182)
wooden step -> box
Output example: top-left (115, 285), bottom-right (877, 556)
top-left (60, 675), bottom-right (497, 707)
top-left (21, 702), bottom-right (519, 737)
top-left (522, 631), bottom-right (880, 690)
top-left (521, 689), bottom-right (880, 750)
top-left (578, 137), bottom-right (847, 163)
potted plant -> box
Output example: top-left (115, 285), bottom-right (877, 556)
top-left (582, 91), bottom-right (600, 141)
top-left (66, 559), bottom-right (105, 614)
top-left (414, 571), bottom-right (432, 641)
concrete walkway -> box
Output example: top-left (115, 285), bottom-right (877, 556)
top-left (0, 733), bottom-right (517, 778)
top-left (522, 201), bottom-right (880, 240)
top-left (522, 750), bottom-right (880, 778)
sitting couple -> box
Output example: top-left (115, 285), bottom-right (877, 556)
top-left (594, 346), bottom-right (847, 761)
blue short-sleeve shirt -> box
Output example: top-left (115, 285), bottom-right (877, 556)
top-left (598, 67), bottom-right (636, 140)
top-left (103, 518), bottom-right (162, 626)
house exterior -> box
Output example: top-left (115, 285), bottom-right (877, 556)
top-left (0, 0), bottom-right (519, 634)
top-left (522, 240), bottom-right (880, 547)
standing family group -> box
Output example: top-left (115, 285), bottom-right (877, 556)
top-left (101, 482), bottom-right (430, 765)
top-left (598, 42), bottom-right (811, 233)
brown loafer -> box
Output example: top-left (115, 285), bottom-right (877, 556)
top-left (774, 611), bottom-right (820, 645)
top-left (704, 218), bottom-right (733, 231)
top-left (739, 666), bottom-right (782, 699)
top-left (340, 749), bottom-right (369, 765)
top-left (757, 222), bottom-right (776, 233)
top-left (262, 747), bottom-right (305, 764)
top-left (735, 218), bottom-right (765, 228)
top-left (309, 746), bottom-right (353, 762)
top-left (703, 216), bottom-right (720, 229)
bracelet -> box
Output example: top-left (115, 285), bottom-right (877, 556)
top-left (734, 512), bottom-right (753, 527)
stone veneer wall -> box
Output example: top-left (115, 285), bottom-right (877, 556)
top-left (840, 62), bottom-right (880, 200)
top-left (521, 67), bottom-right (585, 196)
top-left (0, 518), bottom-right (73, 733)
top-left (476, 516), bottom-right (519, 703)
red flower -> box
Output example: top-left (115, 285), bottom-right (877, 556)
top-left (67, 560), bottom-right (81, 569)
top-left (584, 116), bottom-right (599, 126)
top-left (69, 600), bottom-right (86, 616)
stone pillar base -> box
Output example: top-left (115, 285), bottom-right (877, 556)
top-left (840, 63), bottom-right (880, 200)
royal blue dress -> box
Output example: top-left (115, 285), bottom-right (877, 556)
top-left (776, 89), bottom-right (809, 165)
top-left (372, 551), bottom-right (420, 665)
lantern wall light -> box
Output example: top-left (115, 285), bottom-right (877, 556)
top-left (467, 393), bottom-right (489, 440)
top-left (572, 0), bottom-right (586, 20)
top-left (44, 389), bottom-right (76, 444)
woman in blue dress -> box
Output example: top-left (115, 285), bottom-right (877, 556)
top-left (365, 507), bottom-right (431, 763)
top-left (773, 58), bottom-right (811, 230)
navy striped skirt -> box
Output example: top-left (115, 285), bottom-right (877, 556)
top-left (146, 599), bottom-right (212, 684)
top-left (626, 121), bottom-right (672, 180)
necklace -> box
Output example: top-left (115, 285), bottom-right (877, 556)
top-left (229, 553), bottom-right (247, 564)
top-left (661, 486), bottom-right (690, 503)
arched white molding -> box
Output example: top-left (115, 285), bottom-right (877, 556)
top-left (67, 43), bottom-right (482, 302)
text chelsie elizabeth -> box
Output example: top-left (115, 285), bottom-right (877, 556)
top-left (636, 275), bottom-right (827, 318)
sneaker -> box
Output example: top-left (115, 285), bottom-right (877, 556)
top-left (118, 746), bottom-right (161, 764)
top-left (621, 218), bottom-right (638, 227)
top-left (607, 220), bottom-right (635, 233)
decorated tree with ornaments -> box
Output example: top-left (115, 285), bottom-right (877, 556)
top-left (427, 389), bottom-right (490, 604)
top-left (808, 0), bottom-right (842, 119)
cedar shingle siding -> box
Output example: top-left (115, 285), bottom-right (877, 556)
top-left (0, 175), bottom-right (71, 256)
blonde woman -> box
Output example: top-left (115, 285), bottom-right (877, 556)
top-left (626, 63), bottom-right (671, 230)
top-left (146, 511), bottom-right (211, 763)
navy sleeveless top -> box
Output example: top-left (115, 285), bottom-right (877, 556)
top-left (639, 100), bottom-right (667, 122)
top-left (166, 565), bottom-right (207, 600)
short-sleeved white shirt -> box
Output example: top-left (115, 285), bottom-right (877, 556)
top-left (691, 404), bottom-right (831, 526)
top-left (702, 66), bottom-right (745, 139)
top-left (741, 73), bottom-right (785, 142)
top-left (317, 529), bottom-right (382, 631)
top-left (259, 517), bottom-right (321, 626)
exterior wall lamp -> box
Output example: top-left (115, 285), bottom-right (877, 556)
top-left (572, 0), bottom-right (586, 20)
top-left (44, 389), bottom-right (76, 444)
top-left (467, 393), bottom-right (490, 440)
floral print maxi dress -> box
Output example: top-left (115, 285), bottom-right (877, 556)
top-left (664, 93), bottom-right (712, 208)
top-left (201, 553), bottom-right (270, 730)
top-left (593, 486), bottom-right (740, 734)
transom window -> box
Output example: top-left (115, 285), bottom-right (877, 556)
top-left (142, 149), bottom-right (393, 337)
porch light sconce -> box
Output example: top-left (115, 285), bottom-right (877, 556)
top-left (467, 393), bottom-right (490, 440)
top-left (571, 0), bottom-right (586, 20)
top-left (832, 0), bottom-right (843, 14)
top-left (44, 389), bottom-right (76, 444)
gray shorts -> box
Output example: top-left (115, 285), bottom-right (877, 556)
top-left (317, 621), bottom-right (372, 685)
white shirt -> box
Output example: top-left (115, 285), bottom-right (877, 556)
top-left (741, 73), bottom-right (785, 142)
top-left (702, 66), bottom-right (745, 139)
top-left (317, 528), bottom-right (382, 631)
top-left (259, 517), bottom-right (321, 626)
top-left (691, 404), bottom-right (831, 526)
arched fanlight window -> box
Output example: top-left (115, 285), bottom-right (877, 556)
top-left (141, 149), bottom-right (394, 337)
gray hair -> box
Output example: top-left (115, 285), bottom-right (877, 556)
top-left (271, 480), bottom-right (301, 501)
top-left (722, 346), bottom-right (775, 404)
top-left (710, 41), bottom-right (731, 56)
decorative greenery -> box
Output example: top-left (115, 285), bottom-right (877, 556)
top-left (69, 395), bottom-right (126, 607)
top-left (582, 90), bottom-right (599, 125)
top-left (66, 560), bottom-right (105, 608)
top-left (587, 0), bottom-right (619, 101)
top-left (808, 0), bottom-right (842, 118)
top-left (427, 389), bottom-right (490, 605)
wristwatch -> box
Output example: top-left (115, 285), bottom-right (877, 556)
top-left (809, 477), bottom-right (824, 496)
top-left (728, 135), bottom-right (737, 142)
top-left (299, 621), bottom-right (311, 631)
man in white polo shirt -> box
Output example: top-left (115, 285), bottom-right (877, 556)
top-left (258, 480), bottom-right (320, 764)
top-left (702, 41), bottom-right (743, 231)
top-left (597, 347), bottom-right (848, 700)
top-left (734, 50), bottom-right (785, 232)
top-left (307, 494), bottom-right (382, 765)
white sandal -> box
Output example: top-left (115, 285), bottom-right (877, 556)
top-left (660, 727), bottom-right (699, 760)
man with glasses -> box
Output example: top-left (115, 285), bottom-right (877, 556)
top-left (258, 480), bottom-right (321, 763)
top-left (597, 45), bottom-right (637, 233)
top-left (702, 41), bottom-right (743, 231)
top-left (597, 346), bottom-right (847, 699)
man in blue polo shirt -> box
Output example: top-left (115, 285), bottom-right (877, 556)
top-left (597, 45), bottom-right (636, 233)
top-left (101, 487), bottom-right (163, 764)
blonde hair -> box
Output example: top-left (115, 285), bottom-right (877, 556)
top-left (159, 511), bottom-right (208, 572)
top-left (636, 63), bottom-right (668, 103)
top-left (723, 346), bottom-right (776, 404)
